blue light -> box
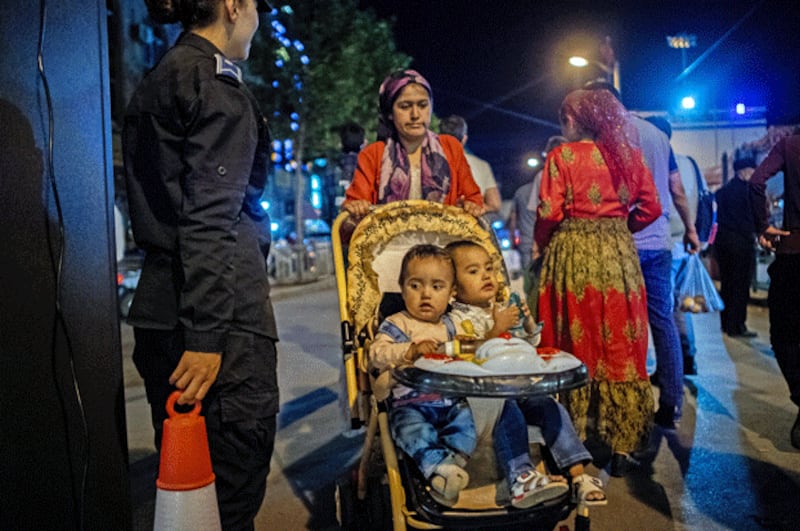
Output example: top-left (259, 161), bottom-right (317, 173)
top-left (681, 96), bottom-right (696, 110)
top-left (310, 174), bottom-right (321, 190)
top-left (290, 122), bottom-right (299, 131)
top-left (293, 40), bottom-right (305, 52)
top-left (500, 238), bottom-right (511, 250)
top-left (311, 191), bottom-right (321, 209)
top-left (271, 21), bottom-right (286, 34)
top-left (284, 163), bottom-right (293, 172)
top-left (736, 103), bottom-right (746, 115)
top-left (272, 140), bottom-right (282, 151)
top-left (300, 55), bottom-right (310, 65)
top-left (270, 221), bottom-right (279, 232)
top-left (275, 59), bottom-right (284, 68)
top-left (491, 220), bottom-right (503, 230)
top-left (290, 112), bottom-right (299, 121)
top-left (271, 80), bottom-right (279, 88)
top-left (260, 200), bottom-right (271, 211)
top-left (314, 157), bottom-right (328, 168)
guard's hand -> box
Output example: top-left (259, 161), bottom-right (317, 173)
top-left (456, 195), bottom-right (485, 217)
top-left (169, 350), bottom-right (222, 405)
top-left (342, 199), bottom-right (371, 219)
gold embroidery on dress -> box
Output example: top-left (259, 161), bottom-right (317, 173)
top-left (588, 182), bottom-right (602, 207)
top-left (561, 146), bottom-right (575, 164)
top-left (549, 160), bottom-right (560, 179)
top-left (617, 183), bottom-right (630, 205)
top-left (591, 146), bottom-right (605, 166)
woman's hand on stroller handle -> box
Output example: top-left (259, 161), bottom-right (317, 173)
top-left (456, 195), bottom-right (485, 217)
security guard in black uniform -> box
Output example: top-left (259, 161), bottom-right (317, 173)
top-left (122, 1), bottom-right (276, 528)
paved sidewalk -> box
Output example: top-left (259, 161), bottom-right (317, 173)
top-left (125, 283), bottom-right (800, 530)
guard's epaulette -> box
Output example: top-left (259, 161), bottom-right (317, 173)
top-left (215, 53), bottom-right (242, 86)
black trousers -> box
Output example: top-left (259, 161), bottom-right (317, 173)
top-left (768, 254), bottom-right (800, 408)
top-left (715, 234), bottom-right (755, 334)
top-left (133, 328), bottom-right (279, 531)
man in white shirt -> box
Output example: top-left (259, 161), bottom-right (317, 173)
top-left (439, 115), bottom-right (501, 214)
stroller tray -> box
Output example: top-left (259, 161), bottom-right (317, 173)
top-left (393, 363), bottom-right (588, 398)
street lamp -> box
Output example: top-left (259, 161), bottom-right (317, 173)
top-left (568, 55), bottom-right (620, 93)
top-left (666, 33), bottom-right (697, 71)
top-left (568, 34), bottom-right (620, 94)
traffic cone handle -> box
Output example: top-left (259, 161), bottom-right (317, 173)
top-left (166, 390), bottom-right (201, 418)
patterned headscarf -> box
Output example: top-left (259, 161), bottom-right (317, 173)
top-left (560, 89), bottom-right (644, 204)
top-left (375, 69), bottom-right (451, 204)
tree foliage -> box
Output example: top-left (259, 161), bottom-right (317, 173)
top-left (246, 0), bottom-right (411, 160)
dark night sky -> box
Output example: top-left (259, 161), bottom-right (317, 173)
top-left (359, 0), bottom-right (800, 196)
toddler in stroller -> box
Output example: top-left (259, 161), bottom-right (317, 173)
top-left (446, 240), bottom-right (606, 507)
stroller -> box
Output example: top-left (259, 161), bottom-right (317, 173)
top-left (331, 200), bottom-right (593, 530)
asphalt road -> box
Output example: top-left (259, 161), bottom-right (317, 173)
top-left (124, 281), bottom-right (800, 530)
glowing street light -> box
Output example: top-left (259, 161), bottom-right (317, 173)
top-left (667, 32), bottom-right (697, 71)
top-left (568, 56), bottom-right (589, 68)
top-left (568, 37), bottom-right (620, 93)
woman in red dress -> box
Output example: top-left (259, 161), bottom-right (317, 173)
top-left (534, 89), bottom-right (661, 474)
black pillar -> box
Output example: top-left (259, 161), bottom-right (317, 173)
top-left (0, 1), bottom-right (130, 529)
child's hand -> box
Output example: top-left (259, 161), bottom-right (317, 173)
top-left (491, 304), bottom-right (520, 336)
top-left (519, 302), bottom-right (537, 334)
top-left (404, 340), bottom-right (439, 363)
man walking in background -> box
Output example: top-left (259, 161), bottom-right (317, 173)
top-left (749, 128), bottom-right (798, 448)
top-left (439, 115), bottom-right (502, 216)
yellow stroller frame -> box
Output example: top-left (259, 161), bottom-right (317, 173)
top-left (331, 200), bottom-right (590, 530)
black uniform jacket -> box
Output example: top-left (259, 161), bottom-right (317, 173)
top-left (123, 32), bottom-right (277, 353)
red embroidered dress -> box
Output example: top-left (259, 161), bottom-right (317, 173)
top-left (534, 140), bottom-right (661, 453)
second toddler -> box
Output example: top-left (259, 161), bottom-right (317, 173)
top-left (446, 240), bottom-right (606, 507)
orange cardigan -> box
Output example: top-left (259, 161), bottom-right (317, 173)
top-left (343, 134), bottom-right (483, 207)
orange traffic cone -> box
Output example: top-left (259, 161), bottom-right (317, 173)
top-left (153, 391), bottom-right (222, 531)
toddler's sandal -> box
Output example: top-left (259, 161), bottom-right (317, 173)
top-left (511, 469), bottom-right (568, 509)
top-left (572, 473), bottom-right (607, 506)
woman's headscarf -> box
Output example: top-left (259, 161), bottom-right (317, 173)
top-left (375, 69), bottom-right (451, 204)
top-left (560, 88), bottom-right (644, 204)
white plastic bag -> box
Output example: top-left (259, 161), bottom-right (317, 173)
top-left (674, 253), bottom-right (725, 313)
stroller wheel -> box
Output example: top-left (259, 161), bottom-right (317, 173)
top-left (335, 469), bottom-right (391, 530)
top-left (335, 473), bottom-right (361, 530)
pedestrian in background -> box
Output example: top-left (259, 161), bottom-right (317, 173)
top-left (439, 114), bottom-right (502, 216)
top-left (333, 121), bottom-right (365, 212)
top-left (507, 135), bottom-right (566, 310)
top-left (715, 157), bottom-right (758, 337)
top-left (645, 115), bottom-right (703, 375)
top-left (534, 88), bottom-right (661, 477)
top-left (342, 70), bottom-right (483, 219)
top-left (122, 1), bottom-right (278, 528)
top-left (585, 81), bottom-right (700, 433)
top-left (748, 129), bottom-right (797, 448)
